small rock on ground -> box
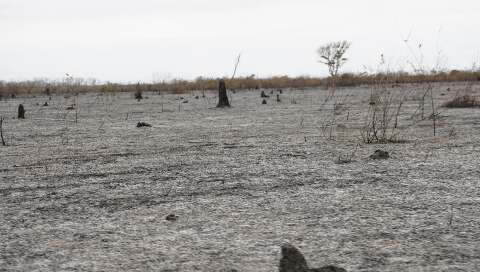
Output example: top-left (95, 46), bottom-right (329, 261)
top-left (165, 214), bottom-right (178, 221)
top-left (279, 243), bottom-right (346, 272)
top-left (136, 122), bottom-right (152, 128)
top-left (370, 149), bottom-right (390, 160)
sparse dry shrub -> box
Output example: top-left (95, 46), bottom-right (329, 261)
top-left (360, 83), bottom-right (406, 144)
top-left (443, 95), bottom-right (479, 108)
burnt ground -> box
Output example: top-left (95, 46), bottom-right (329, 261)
top-left (0, 82), bottom-right (479, 271)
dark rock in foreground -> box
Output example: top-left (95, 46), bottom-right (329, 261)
top-left (370, 149), bottom-right (389, 160)
top-left (136, 122), bottom-right (152, 128)
top-left (279, 243), bottom-right (346, 272)
top-left (165, 214), bottom-right (178, 221)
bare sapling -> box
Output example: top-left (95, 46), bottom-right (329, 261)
top-left (430, 87), bottom-right (436, 136)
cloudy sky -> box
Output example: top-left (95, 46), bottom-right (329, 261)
top-left (1, 0), bottom-right (479, 82)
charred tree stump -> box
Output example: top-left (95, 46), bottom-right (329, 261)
top-left (18, 104), bottom-right (25, 119)
top-left (134, 82), bottom-right (143, 101)
top-left (216, 79), bottom-right (230, 108)
top-left (0, 117), bottom-right (6, 146)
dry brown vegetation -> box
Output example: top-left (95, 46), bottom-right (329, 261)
top-left (1, 70), bottom-right (480, 97)
top-left (443, 95), bottom-right (479, 108)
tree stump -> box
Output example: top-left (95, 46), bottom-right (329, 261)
top-left (134, 83), bottom-right (143, 101)
top-left (18, 104), bottom-right (25, 119)
top-left (216, 79), bottom-right (230, 108)
top-left (0, 117), bottom-right (6, 146)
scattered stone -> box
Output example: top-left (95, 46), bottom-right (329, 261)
top-left (43, 102), bottom-right (49, 106)
top-left (279, 243), bottom-right (347, 272)
top-left (66, 105), bottom-right (75, 110)
top-left (279, 243), bottom-right (309, 272)
top-left (262, 99), bottom-right (267, 105)
top-left (165, 214), bottom-right (178, 221)
top-left (136, 122), bottom-right (152, 128)
top-left (195, 95), bottom-right (199, 99)
top-left (182, 100), bottom-right (189, 103)
top-left (370, 149), bottom-right (390, 160)
top-left (18, 104), bottom-right (25, 119)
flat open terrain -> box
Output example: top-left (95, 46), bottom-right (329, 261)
top-left (1, 82), bottom-right (479, 271)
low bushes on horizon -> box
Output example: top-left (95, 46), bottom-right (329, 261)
top-left (1, 69), bottom-right (480, 96)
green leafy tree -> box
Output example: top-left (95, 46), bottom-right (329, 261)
top-left (317, 41), bottom-right (351, 97)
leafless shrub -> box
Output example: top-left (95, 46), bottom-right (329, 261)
top-left (360, 85), bottom-right (406, 144)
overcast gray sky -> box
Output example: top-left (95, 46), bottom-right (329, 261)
top-left (1, 0), bottom-right (479, 82)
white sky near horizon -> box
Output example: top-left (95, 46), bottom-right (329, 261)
top-left (0, 0), bottom-right (479, 83)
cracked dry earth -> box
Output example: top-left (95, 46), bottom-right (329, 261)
top-left (1, 82), bottom-right (479, 272)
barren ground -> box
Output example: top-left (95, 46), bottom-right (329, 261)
top-left (1, 82), bottom-right (479, 272)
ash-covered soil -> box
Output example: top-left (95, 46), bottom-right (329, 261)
top-left (1, 82), bottom-right (479, 272)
